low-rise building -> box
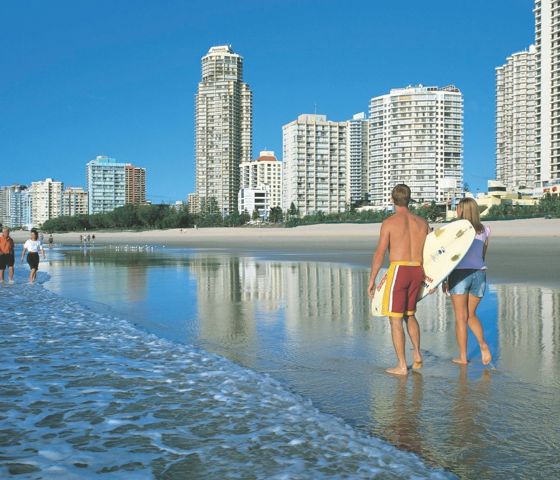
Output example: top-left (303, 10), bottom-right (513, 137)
top-left (238, 187), bottom-right (268, 219)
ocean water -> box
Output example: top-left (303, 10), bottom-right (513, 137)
top-left (3, 246), bottom-right (560, 479)
top-left (0, 264), bottom-right (453, 478)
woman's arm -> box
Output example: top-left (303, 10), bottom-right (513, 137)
top-left (21, 247), bottom-right (27, 262)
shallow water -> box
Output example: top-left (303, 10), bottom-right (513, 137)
top-left (3, 246), bottom-right (560, 479)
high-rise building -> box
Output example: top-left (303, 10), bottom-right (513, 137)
top-left (347, 112), bottom-right (369, 205)
top-left (535, 0), bottom-right (560, 184)
top-left (30, 178), bottom-right (63, 227)
top-left (62, 187), bottom-right (89, 216)
top-left (368, 85), bottom-right (463, 207)
top-left (496, 46), bottom-right (538, 191)
top-left (86, 156), bottom-right (126, 214)
top-left (86, 156), bottom-right (146, 214)
top-left (0, 185), bottom-right (31, 229)
top-left (239, 150), bottom-right (283, 214)
top-left (187, 192), bottom-right (200, 214)
top-left (125, 164), bottom-right (146, 205)
top-left (282, 114), bottom-right (348, 216)
top-left (195, 45), bottom-right (253, 216)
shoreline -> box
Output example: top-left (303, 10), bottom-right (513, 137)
top-left (10, 219), bottom-right (560, 288)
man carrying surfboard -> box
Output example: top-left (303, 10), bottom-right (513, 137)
top-left (368, 184), bottom-right (430, 376)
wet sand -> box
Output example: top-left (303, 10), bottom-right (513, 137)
top-left (13, 219), bottom-right (560, 287)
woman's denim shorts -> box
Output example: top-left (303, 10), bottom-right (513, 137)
top-left (448, 269), bottom-right (487, 297)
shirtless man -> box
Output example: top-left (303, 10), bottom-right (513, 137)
top-left (368, 184), bottom-right (430, 376)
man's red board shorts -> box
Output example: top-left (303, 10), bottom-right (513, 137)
top-left (382, 261), bottom-right (425, 318)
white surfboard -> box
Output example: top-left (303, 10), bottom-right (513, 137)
top-left (370, 219), bottom-right (475, 317)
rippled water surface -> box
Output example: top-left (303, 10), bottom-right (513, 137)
top-left (2, 246), bottom-right (560, 479)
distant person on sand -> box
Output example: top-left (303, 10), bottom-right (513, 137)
top-left (91, 234), bottom-right (95, 244)
top-left (368, 184), bottom-right (430, 376)
top-left (21, 230), bottom-right (46, 283)
top-left (48, 234), bottom-right (54, 248)
top-left (0, 227), bottom-right (15, 283)
top-left (443, 198), bottom-right (492, 366)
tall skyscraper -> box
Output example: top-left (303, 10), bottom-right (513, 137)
top-left (368, 85), bottom-right (463, 207)
top-left (30, 178), bottom-right (63, 227)
top-left (496, 46), bottom-right (537, 191)
top-left (535, 0), bottom-right (560, 184)
top-left (125, 164), bottom-right (146, 205)
top-left (195, 45), bottom-right (253, 216)
top-left (239, 150), bottom-right (283, 214)
top-left (282, 114), bottom-right (348, 216)
top-left (62, 187), bottom-right (89, 216)
top-left (347, 112), bottom-right (369, 205)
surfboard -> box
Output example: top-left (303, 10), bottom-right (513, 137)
top-left (370, 219), bottom-right (475, 317)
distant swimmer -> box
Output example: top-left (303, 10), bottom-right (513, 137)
top-left (0, 227), bottom-right (15, 284)
top-left (21, 230), bottom-right (46, 284)
top-left (443, 198), bottom-right (492, 366)
top-left (368, 184), bottom-right (430, 376)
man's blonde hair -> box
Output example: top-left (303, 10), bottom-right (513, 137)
top-left (458, 198), bottom-right (484, 233)
top-left (391, 184), bottom-right (411, 207)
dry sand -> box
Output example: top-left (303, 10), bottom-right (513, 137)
top-left (10, 218), bottom-right (560, 287)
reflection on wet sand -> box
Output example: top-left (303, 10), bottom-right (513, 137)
top-left (44, 250), bottom-right (560, 479)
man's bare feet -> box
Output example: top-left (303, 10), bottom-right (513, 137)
top-left (480, 343), bottom-right (492, 365)
top-left (412, 351), bottom-right (423, 369)
top-left (386, 366), bottom-right (408, 376)
top-left (452, 357), bottom-right (468, 365)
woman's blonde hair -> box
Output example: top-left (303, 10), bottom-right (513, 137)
top-left (457, 198), bottom-right (484, 233)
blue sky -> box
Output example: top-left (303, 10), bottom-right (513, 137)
top-left (0, 0), bottom-right (534, 202)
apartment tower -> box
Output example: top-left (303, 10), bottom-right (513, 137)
top-left (368, 85), bottom-right (463, 207)
top-left (347, 112), bottom-right (369, 205)
top-left (496, 46), bottom-right (537, 191)
top-left (239, 150), bottom-right (283, 214)
top-left (535, 0), bottom-right (560, 184)
top-left (125, 165), bottom-right (146, 205)
top-left (62, 187), bottom-right (89, 216)
top-left (195, 45), bottom-right (253, 215)
top-left (86, 156), bottom-right (126, 214)
top-left (282, 114), bottom-right (348, 216)
top-left (30, 178), bottom-right (63, 227)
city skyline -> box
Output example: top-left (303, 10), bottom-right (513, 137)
top-left (1, 1), bottom-right (535, 201)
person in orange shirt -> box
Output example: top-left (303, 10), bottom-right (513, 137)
top-left (0, 227), bottom-right (15, 283)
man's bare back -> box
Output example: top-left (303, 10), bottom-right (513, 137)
top-left (384, 210), bottom-right (429, 263)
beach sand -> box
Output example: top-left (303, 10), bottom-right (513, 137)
top-left (11, 218), bottom-right (560, 287)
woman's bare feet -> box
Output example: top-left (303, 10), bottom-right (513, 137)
top-left (452, 357), bottom-right (468, 365)
top-left (480, 343), bottom-right (492, 365)
top-left (386, 366), bottom-right (408, 376)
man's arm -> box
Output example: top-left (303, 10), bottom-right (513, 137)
top-left (368, 222), bottom-right (390, 296)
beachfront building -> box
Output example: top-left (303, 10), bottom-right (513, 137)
top-left (239, 150), bottom-right (283, 214)
top-left (282, 114), bottom-right (348, 216)
top-left (86, 156), bottom-right (146, 214)
top-left (535, 0), bottom-right (560, 185)
top-left (368, 85), bottom-right (464, 207)
top-left (187, 192), bottom-right (200, 214)
top-left (195, 45), bottom-right (253, 216)
top-left (86, 156), bottom-right (126, 215)
top-left (496, 46), bottom-right (538, 191)
top-left (238, 188), bottom-right (267, 218)
top-left (0, 185), bottom-right (31, 229)
top-left (347, 112), bottom-right (370, 206)
top-left (62, 187), bottom-right (89, 217)
top-left (30, 178), bottom-right (63, 227)
top-left (125, 164), bottom-right (146, 205)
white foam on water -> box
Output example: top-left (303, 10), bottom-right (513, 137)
top-left (0, 274), bottom-right (455, 479)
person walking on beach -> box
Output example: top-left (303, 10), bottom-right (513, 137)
top-left (48, 234), bottom-right (54, 248)
top-left (21, 230), bottom-right (46, 283)
top-left (368, 184), bottom-right (430, 376)
top-left (443, 198), bottom-right (492, 366)
top-left (0, 227), bottom-right (15, 284)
